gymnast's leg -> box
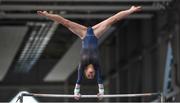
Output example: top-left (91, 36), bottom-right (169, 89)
top-left (92, 6), bottom-right (141, 38)
top-left (37, 11), bottom-right (87, 39)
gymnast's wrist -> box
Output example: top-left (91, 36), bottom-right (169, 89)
top-left (98, 84), bottom-right (104, 95)
top-left (74, 84), bottom-right (80, 95)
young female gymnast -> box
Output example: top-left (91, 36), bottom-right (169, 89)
top-left (37, 5), bottom-right (141, 100)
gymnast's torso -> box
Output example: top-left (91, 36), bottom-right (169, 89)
top-left (76, 27), bottom-right (103, 84)
top-left (80, 27), bottom-right (99, 67)
top-left (82, 27), bottom-right (98, 49)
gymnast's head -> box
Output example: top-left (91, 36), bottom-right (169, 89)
top-left (84, 64), bottom-right (95, 79)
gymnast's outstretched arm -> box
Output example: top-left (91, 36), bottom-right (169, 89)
top-left (37, 11), bottom-right (87, 39)
top-left (92, 6), bottom-right (142, 38)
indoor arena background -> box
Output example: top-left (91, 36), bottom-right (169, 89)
top-left (0, 0), bottom-right (180, 102)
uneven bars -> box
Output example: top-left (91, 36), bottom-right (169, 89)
top-left (21, 92), bottom-right (160, 98)
top-left (16, 92), bottom-right (163, 103)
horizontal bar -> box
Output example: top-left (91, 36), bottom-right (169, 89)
top-left (0, 5), bottom-right (162, 11)
top-left (22, 92), bottom-right (160, 98)
top-left (1, 0), bottom-right (172, 2)
top-left (0, 13), bottom-right (153, 19)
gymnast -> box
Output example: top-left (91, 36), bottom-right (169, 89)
top-left (37, 5), bottom-right (141, 100)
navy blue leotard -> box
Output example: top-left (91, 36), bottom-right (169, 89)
top-left (76, 27), bottom-right (103, 84)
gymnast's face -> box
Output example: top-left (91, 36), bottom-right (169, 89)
top-left (85, 65), bottom-right (95, 79)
